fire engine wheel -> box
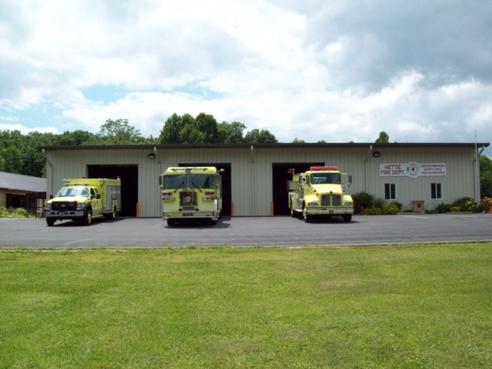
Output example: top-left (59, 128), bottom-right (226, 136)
top-left (167, 219), bottom-right (177, 227)
top-left (303, 208), bottom-right (311, 223)
top-left (83, 208), bottom-right (93, 225)
top-left (343, 214), bottom-right (352, 222)
top-left (46, 218), bottom-right (55, 227)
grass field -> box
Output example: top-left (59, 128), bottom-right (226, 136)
top-left (1, 243), bottom-right (492, 369)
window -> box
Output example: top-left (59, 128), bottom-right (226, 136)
top-left (384, 183), bottom-right (396, 200)
top-left (310, 173), bottom-right (341, 184)
top-left (431, 183), bottom-right (442, 199)
top-left (163, 174), bottom-right (216, 189)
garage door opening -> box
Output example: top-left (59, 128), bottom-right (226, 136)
top-left (179, 163), bottom-right (232, 216)
top-left (87, 164), bottom-right (138, 217)
top-left (272, 162), bottom-right (324, 215)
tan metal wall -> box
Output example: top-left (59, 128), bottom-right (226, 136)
top-left (47, 145), bottom-right (478, 217)
top-left (0, 191), bottom-right (6, 208)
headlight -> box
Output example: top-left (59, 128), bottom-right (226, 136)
top-left (344, 201), bottom-right (353, 207)
top-left (307, 201), bottom-right (319, 208)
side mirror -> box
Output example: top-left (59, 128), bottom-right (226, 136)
top-left (348, 175), bottom-right (353, 186)
top-left (159, 175), bottom-right (162, 186)
top-left (50, 194), bottom-right (54, 199)
top-left (96, 194), bottom-right (101, 199)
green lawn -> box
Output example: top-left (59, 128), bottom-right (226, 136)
top-left (1, 244), bottom-right (492, 369)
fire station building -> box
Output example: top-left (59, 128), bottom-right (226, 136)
top-left (44, 142), bottom-right (489, 217)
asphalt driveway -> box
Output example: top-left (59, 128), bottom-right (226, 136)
top-left (1, 213), bottom-right (491, 248)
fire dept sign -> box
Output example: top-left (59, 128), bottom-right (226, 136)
top-left (379, 162), bottom-right (446, 178)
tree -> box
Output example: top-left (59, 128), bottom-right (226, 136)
top-left (97, 119), bottom-right (144, 144)
top-left (244, 129), bottom-right (277, 144)
top-left (481, 155), bottom-right (492, 197)
top-left (0, 146), bottom-right (23, 174)
top-left (195, 113), bottom-right (220, 143)
top-left (159, 113), bottom-right (250, 144)
top-left (218, 121), bottom-right (246, 144)
top-left (375, 131), bottom-right (389, 144)
top-left (292, 138), bottom-right (305, 143)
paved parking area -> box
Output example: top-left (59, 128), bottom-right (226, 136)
top-left (1, 214), bottom-right (491, 248)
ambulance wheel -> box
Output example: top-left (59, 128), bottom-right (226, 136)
top-left (83, 208), bottom-right (93, 225)
top-left (167, 219), bottom-right (176, 227)
top-left (104, 206), bottom-right (117, 220)
top-left (46, 218), bottom-right (55, 227)
top-left (343, 214), bottom-right (352, 222)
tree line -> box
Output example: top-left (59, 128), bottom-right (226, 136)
top-left (0, 114), bottom-right (277, 177)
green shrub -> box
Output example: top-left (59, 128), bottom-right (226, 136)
top-left (452, 197), bottom-right (480, 212)
top-left (352, 192), bottom-right (374, 214)
top-left (0, 207), bottom-right (31, 218)
top-left (13, 208), bottom-right (29, 218)
top-left (390, 201), bottom-right (402, 211)
top-left (450, 206), bottom-right (462, 213)
top-left (373, 198), bottom-right (385, 209)
top-left (0, 207), bottom-right (8, 217)
top-left (364, 207), bottom-right (382, 215)
top-left (435, 203), bottom-right (450, 213)
top-left (382, 203), bottom-right (400, 215)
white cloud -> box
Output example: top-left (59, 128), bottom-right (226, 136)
top-left (0, 0), bottom-right (491, 152)
top-left (0, 123), bottom-right (58, 134)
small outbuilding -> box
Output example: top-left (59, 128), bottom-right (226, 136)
top-left (44, 142), bottom-right (489, 217)
top-left (0, 171), bottom-right (47, 215)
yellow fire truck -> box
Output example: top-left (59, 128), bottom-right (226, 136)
top-left (160, 167), bottom-right (222, 226)
top-left (288, 166), bottom-right (354, 222)
top-left (45, 178), bottom-right (121, 226)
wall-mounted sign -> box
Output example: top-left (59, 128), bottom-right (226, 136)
top-left (379, 162), bottom-right (446, 178)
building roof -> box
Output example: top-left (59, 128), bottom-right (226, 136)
top-left (0, 171), bottom-right (47, 193)
top-left (44, 142), bottom-right (490, 151)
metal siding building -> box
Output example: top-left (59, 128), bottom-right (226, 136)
top-left (45, 143), bottom-right (488, 217)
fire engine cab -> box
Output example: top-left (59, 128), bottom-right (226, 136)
top-left (288, 166), bottom-right (354, 222)
top-left (160, 166), bottom-right (222, 226)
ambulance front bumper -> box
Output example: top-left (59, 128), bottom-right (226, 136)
top-left (45, 210), bottom-right (85, 218)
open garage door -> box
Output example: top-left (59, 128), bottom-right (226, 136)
top-left (87, 164), bottom-right (138, 217)
top-left (179, 163), bottom-right (232, 216)
top-left (272, 162), bottom-right (324, 215)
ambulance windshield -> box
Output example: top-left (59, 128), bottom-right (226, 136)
top-left (56, 186), bottom-right (90, 197)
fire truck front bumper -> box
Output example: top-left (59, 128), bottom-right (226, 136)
top-left (163, 211), bottom-right (220, 221)
top-left (305, 207), bottom-right (354, 216)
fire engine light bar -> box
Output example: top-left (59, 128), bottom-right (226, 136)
top-left (310, 166), bottom-right (338, 171)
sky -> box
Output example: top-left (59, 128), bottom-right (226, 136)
top-left (0, 0), bottom-right (491, 154)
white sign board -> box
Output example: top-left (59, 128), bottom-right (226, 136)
top-left (379, 162), bottom-right (446, 178)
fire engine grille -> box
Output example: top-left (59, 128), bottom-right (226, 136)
top-left (180, 191), bottom-right (197, 208)
top-left (52, 201), bottom-right (77, 211)
top-left (332, 195), bottom-right (342, 206)
top-left (321, 195), bottom-right (342, 207)
top-left (321, 195), bottom-right (330, 207)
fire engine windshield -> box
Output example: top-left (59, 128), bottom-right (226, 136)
top-left (56, 186), bottom-right (90, 197)
top-left (163, 174), bottom-right (215, 189)
top-left (310, 173), bottom-right (341, 184)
